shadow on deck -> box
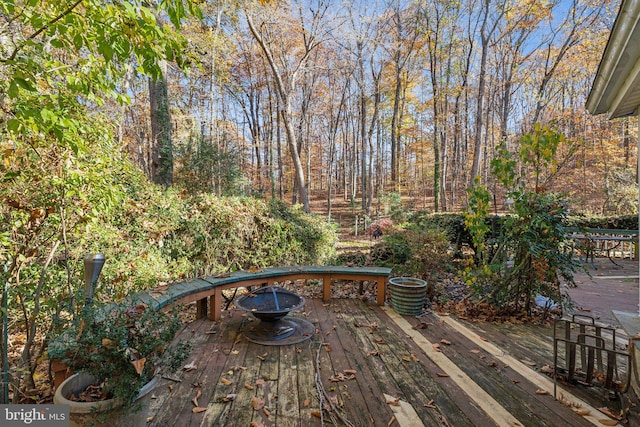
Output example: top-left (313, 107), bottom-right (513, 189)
top-left (147, 297), bottom-right (638, 426)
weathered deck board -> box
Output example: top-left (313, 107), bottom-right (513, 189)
top-left (151, 310), bottom-right (237, 427)
top-left (292, 329), bottom-right (322, 427)
top-left (456, 316), bottom-right (639, 426)
top-left (351, 301), bottom-right (490, 427)
top-left (402, 311), bottom-right (594, 427)
top-left (147, 299), bottom-right (631, 426)
top-left (310, 299), bottom-right (394, 425)
top-left (199, 314), bottom-right (252, 426)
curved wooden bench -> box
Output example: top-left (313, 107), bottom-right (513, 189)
top-left (131, 266), bottom-right (392, 321)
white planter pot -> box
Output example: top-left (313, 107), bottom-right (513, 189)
top-left (53, 373), bottom-right (158, 427)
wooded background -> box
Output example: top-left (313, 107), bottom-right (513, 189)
top-left (115, 0), bottom-right (637, 216)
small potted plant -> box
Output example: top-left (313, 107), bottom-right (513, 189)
top-left (50, 301), bottom-right (190, 427)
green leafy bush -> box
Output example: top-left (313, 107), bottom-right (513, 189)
top-left (567, 214), bottom-right (638, 230)
top-left (466, 192), bottom-right (579, 315)
top-left (49, 302), bottom-right (189, 406)
top-left (464, 125), bottom-right (581, 317)
top-left (371, 225), bottom-right (451, 283)
top-left (2, 143), bottom-right (337, 402)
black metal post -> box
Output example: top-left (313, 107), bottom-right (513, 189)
top-left (84, 254), bottom-right (105, 305)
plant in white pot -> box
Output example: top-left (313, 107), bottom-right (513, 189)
top-left (49, 301), bottom-right (190, 427)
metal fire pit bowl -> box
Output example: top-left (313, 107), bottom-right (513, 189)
top-left (235, 286), bottom-right (306, 322)
top-left (235, 286), bottom-right (313, 345)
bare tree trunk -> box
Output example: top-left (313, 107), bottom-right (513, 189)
top-left (470, 0), bottom-right (491, 183)
top-left (246, 12), bottom-right (311, 212)
top-left (149, 60), bottom-right (173, 187)
top-left (390, 64), bottom-right (402, 187)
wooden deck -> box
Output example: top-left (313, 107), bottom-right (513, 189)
top-left (146, 297), bottom-right (637, 427)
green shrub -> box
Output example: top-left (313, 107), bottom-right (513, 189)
top-left (463, 125), bottom-right (581, 318)
top-left (370, 225), bottom-right (451, 283)
top-left (466, 192), bottom-right (579, 315)
top-left (567, 214), bottom-right (638, 230)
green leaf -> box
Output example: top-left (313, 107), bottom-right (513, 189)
top-left (13, 77), bottom-right (36, 92)
top-left (41, 109), bottom-right (58, 124)
top-left (8, 80), bottom-right (19, 98)
top-left (6, 119), bottom-right (21, 133)
top-left (1, 0), bottom-right (15, 14)
top-left (99, 41), bottom-right (113, 62)
top-left (73, 33), bottom-right (84, 50)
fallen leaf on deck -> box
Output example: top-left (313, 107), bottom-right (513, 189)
top-left (470, 349), bottom-right (480, 354)
top-left (375, 338), bottom-right (387, 344)
top-left (432, 343), bottom-right (441, 352)
top-left (244, 383), bottom-right (254, 390)
top-left (192, 389), bottom-right (202, 407)
top-left (324, 344), bottom-right (332, 352)
top-left (256, 379), bottom-right (265, 386)
top-left (183, 361), bottom-right (197, 371)
top-left (263, 407), bottom-right (271, 416)
top-left (520, 359), bottom-right (537, 367)
top-left (249, 422), bottom-right (265, 427)
top-left (385, 396), bottom-right (400, 406)
top-left (597, 420), bottom-right (618, 426)
top-left (303, 399), bottom-right (311, 407)
top-left (424, 399), bottom-right (436, 409)
top-left (310, 409), bottom-right (322, 418)
top-left (574, 409), bottom-right (591, 416)
top-left (192, 407), bottom-right (206, 413)
top-left (329, 373), bottom-right (346, 382)
top-left (223, 394), bottom-right (236, 402)
top-left (252, 396), bottom-right (265, 410)
top-left (440, 339), bottom-right (451, 346)
top-left (436, 372), bottom-right (449, 377)
top-left (131, 358), bottom-right (146, 376)
top-left (220, 378), bottom-right (233, 386)
top-left (388, 415), bottom-right (396, 426)
top-left (344, 369), bottom-right (356, 375)
top-left (540, 365), bottom-right (554, 374)
top-left (231, 350), bottom-right (239, 355)
top-left (597, 407), bottom-right (621, 420)
top-left (413, 321), bottom-right (431, 329)
top-left (535, 389), bottom-right (549, 395)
